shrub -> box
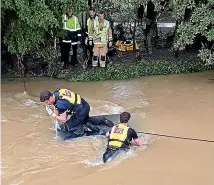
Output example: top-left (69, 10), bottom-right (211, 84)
top-left (67, 58), bottom-right (214, 82)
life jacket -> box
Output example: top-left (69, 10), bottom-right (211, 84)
top-left (108, 123), bottom-right (129, 148)
top-left (93, 19), bottom-right (110, 44)
top-left (54, 89), bottom-right (82, 113)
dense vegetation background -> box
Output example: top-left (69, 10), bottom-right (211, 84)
top-left (1, 0), bottom-right (214, 81)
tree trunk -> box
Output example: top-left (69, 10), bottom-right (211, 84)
top-left (16, 53), bottom-right (27, 93)
top-left (133, 19), bottom-right (136, 51)
top-left (172, 20), bottom-right (180, 58)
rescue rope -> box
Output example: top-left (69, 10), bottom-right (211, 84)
top-left (137, 131), bottom-right (214, 143)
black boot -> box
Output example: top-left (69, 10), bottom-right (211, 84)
top-left (84, 122), bottom-right (100, 136)
top-left (100, 117), bottom-right (114, 127)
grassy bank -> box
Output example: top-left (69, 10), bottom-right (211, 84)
top-left (2, 57), bottom-right (214, 81)
top-left (66, 58), bottom-right (214, 82)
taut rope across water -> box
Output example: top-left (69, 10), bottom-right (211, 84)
top-left (137, 132), bottom-right (214, 143)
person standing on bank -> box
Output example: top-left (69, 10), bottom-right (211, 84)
top-left (88, 10), bottom-right (113, 68)
top-left (85, 7), bottom-right (98, 67)
top-left (60, 9), bottom-right (81, 68)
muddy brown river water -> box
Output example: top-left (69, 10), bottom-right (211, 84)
top-left (1, 71), bottom-right (214, 185)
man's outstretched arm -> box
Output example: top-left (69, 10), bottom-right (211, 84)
top-left (134, 138), bottom-right (144, 146)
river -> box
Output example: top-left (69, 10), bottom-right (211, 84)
top-left (1, 71), bottom-right (214, 185)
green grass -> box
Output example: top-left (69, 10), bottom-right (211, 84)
top-left (67, 58), bottom-right (214, 82)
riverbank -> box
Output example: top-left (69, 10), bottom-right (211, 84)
top-left (2, 48), bottom-right (214, 82)
top-left (65, 57), bottom-right (214, 82)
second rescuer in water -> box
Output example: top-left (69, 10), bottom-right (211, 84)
top-left (103, 111), bottom-right (144, 163)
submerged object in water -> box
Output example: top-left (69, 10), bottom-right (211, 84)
top-left (52, 114), bottom-right (119, 140)
top-left (103, 148), bottom-right (128, 163)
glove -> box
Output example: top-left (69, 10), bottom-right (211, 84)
top-left (78, 36), bottom-right (81, 44)
top-left (46, 106), bottom-right (53, 116)
top-left (109, 41), bottom-right (112, 47)
top-left (89, 40), bottom-right (93, 46)
top-left (85, 38), bottom-right (88, 45)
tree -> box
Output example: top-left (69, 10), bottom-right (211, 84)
top-left (1, 0), bottom-right (88, 90)
top-left (170, 0), bottom-right (214, 64)
top-left (2, 0), bottom-right (88, 53)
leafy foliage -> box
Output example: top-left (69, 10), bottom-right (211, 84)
top-left (94, 0), bottom-right (164, 23)
top-left (198, 44), bottom-right (214, 65)
top-left (96, 0), bottom-right (214, 65)
top-left (170, 0), bottom-right (214, 64)
top-left (1, 0), bottom-right (214, 80)
top-left (1, 0), bottom-right (88, 54)
top-left (38, 45), bottom-right (63, 77)
top-left (173, 3), bottom-right (214, 50)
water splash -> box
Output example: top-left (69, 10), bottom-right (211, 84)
top-left (89, 100), bottom-right (124, 116)
top-left (23, 99), bottom-right (39, 107)
top-left (82, 132), bottom-right (157, 167)
top-left (49, 120), bottom-right (62, 139)
top-left (1, 115), bottom-right (8, 123)
top-left (10, 180), bottom-right (24, 185)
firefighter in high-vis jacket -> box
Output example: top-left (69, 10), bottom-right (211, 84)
top-left (60, 9), bottom-right (81, 67)
top-left (40, 89), bottom-right (90, 139)
top-left (103, 112), bottom-right (144, 163)
top-left (88, 10), bottom-right (113, 67)
top-left (40, 89), bottom-right (115, 140)
top-left (85, 7), bottom-right (98, 67)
